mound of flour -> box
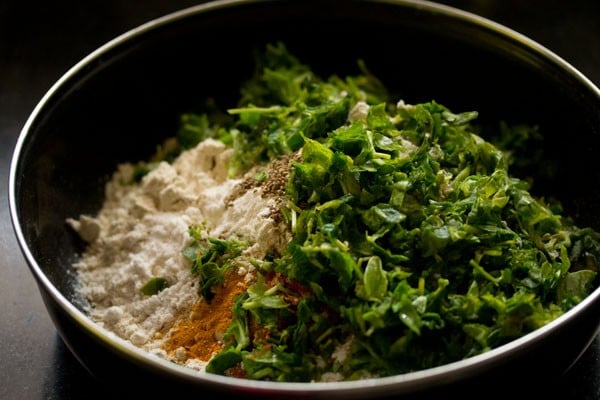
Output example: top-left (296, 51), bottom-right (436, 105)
top-left (67, 138), bottom-right (291, 364)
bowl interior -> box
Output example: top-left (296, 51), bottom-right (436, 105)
top-left (10, 0), bottom-right (600, 392)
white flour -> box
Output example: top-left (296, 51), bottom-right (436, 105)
top-left (67, 138), bottom-right (291, 368)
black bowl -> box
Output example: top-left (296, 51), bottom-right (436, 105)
top-left (9, 0), bottom-right (600, 399)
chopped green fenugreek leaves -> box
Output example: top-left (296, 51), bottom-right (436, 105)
top-left (140, 277), bottom-right (169, 296)
top-left (170, 42), bottom-right (599, 381)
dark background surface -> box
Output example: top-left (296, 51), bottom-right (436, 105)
top-left (1, 1), bottom-right (598, 399)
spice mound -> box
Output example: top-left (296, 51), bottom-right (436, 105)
top-left (68, 138), bottom-right (292, 371)
top-left (68, 42), bottom-right (599, 382)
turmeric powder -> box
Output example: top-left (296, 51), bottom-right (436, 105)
top-left (164, 270), bottom-right (249, 361)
